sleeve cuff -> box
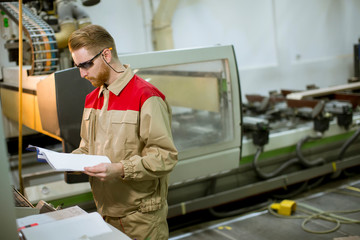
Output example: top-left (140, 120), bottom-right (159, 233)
top-left (121, 159), bottom-right (136, 179)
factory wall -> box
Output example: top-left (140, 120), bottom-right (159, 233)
top-left (1, 0), bottom-right (360, 99)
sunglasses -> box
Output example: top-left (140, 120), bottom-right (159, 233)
top-left (75, 48), bottom-right (110, 70)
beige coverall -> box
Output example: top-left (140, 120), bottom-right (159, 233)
top-left (73, 65), bottom-right (178, 239)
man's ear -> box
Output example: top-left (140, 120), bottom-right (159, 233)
top-left (102, 48), bottom-right (112, 63)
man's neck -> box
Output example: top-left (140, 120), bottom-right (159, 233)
top-left (107, 63), bottom-right (124, 85)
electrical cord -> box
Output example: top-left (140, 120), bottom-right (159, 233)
top-left (268, 201), bottom-right (360, 234)
top-left (208, 199), bottom-right (271, 218)
top-left (337, 127), bottom-right (360, 160)
top-left (206, 177), bottom-right (272, 218)
top-left (271, 181), bottom-right (309, 199)
top-left (332, 126), bottom-right (360, 179)
top-left (271, 175), bottom-right (327, 200)
top-left (296, 135), bottom-right (325, 167)
top-left (252, 146), bottom-right (300, 180)
top-left (252, 132), bottom-right (325, 180)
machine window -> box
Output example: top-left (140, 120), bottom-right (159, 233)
top-left (135, 59), bottom-right (234, 152)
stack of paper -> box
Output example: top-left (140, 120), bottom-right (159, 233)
top-left (17, 206), bottom-right (131, 240)
top-left (16, 206), bottom-right (87, 227)
top-left (27, 145), bottom-right (111, 171)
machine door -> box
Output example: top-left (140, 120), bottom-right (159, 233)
top-left (120, 45), bottom-right (242, 184)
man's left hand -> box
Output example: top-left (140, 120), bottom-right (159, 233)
top-left (84, 162), bottom-right (124, 181)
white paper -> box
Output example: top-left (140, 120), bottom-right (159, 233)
top-left (21, 212), bottom-right (112, 240)
top-left (17, 206), bottom-right (87, 228)
top-left (33, 146), bottom-right (111, 171)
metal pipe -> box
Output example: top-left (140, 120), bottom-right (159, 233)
top-left (152, 0), bottom-right (179, 50)
top-left (18, 0), bottom-right (24, 194)
top-left (54, 0), bottom-right (91, 49)
top-left (54, 0), bottom-right (76, 49)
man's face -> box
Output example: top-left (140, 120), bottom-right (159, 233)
top-left (72, 48), bottom-right (110, 87)
top-left (86, 60), bottom-right (111, 87)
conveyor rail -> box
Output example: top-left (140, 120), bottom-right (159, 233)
top-left (0, 2), bottom-right (59, 75)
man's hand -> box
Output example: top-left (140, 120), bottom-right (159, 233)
top-left (84, 162), bottom-right (124, 181)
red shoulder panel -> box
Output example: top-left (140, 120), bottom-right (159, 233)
top-left (84, 87), bottom-right (104, 110)
top-left (108, 75), bottom-right (165, 111)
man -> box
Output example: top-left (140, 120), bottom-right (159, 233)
top-left (68, 24), bottom-right (178, 240)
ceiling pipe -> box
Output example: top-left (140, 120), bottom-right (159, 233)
top-left (152, 0), bottom-right (179, 51)
top-left (54, 0), bottom-right (92, 49)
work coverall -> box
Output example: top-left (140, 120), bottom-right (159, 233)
top-left (72, 65), bottom-right (178, 239)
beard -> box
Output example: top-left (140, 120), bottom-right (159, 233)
top-left (86, 62), bottom-right (111, 88)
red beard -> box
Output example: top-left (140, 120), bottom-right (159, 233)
top-left (86, 61), bottom-right (111, 87)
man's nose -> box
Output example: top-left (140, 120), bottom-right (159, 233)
top-left (79, 68), bottom-right (87, 78)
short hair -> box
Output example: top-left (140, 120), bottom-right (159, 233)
top-left (68, 24), bottom-right (118, 59)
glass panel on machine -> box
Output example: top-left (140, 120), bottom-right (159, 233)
top-left (135, 59), bottom-right (234, 152)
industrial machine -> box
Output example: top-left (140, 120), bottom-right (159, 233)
top-left (1, 1), bottom-right (360, 227)
top-left (2, 43), bottom-right (360, 219)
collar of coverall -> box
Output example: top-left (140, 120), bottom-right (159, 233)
top-left (98, 64), bottom-right (134, 97)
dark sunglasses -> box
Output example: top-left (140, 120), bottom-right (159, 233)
top-left (75, 48), bottom-right (108, 70)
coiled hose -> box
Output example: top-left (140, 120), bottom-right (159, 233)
top-left (332, 126), bottom-right (360, 178)
top-left (252, 146), bottom-right (299, 180)
top-left (296, 135), bottom-right (325, 167)
top-left (268, 201), bottom-right (360, 234)
top-left (338, 127), bottom-right (360, 160)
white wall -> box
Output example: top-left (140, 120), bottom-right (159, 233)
top-left (77, 0), bottom-right (153, 53)
top-left (1, 0), bottom-right (360, 99)
top-left (171, 0), bottom-right (360, 97)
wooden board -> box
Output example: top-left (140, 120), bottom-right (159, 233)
top-left (286, 82), bottom-right (360, 100)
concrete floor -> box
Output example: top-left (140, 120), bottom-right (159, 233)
top-left (169, 174), bottom-right (360, 240)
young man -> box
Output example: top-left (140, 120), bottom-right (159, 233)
top-left (68, 24), bottom-right (178, 239)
